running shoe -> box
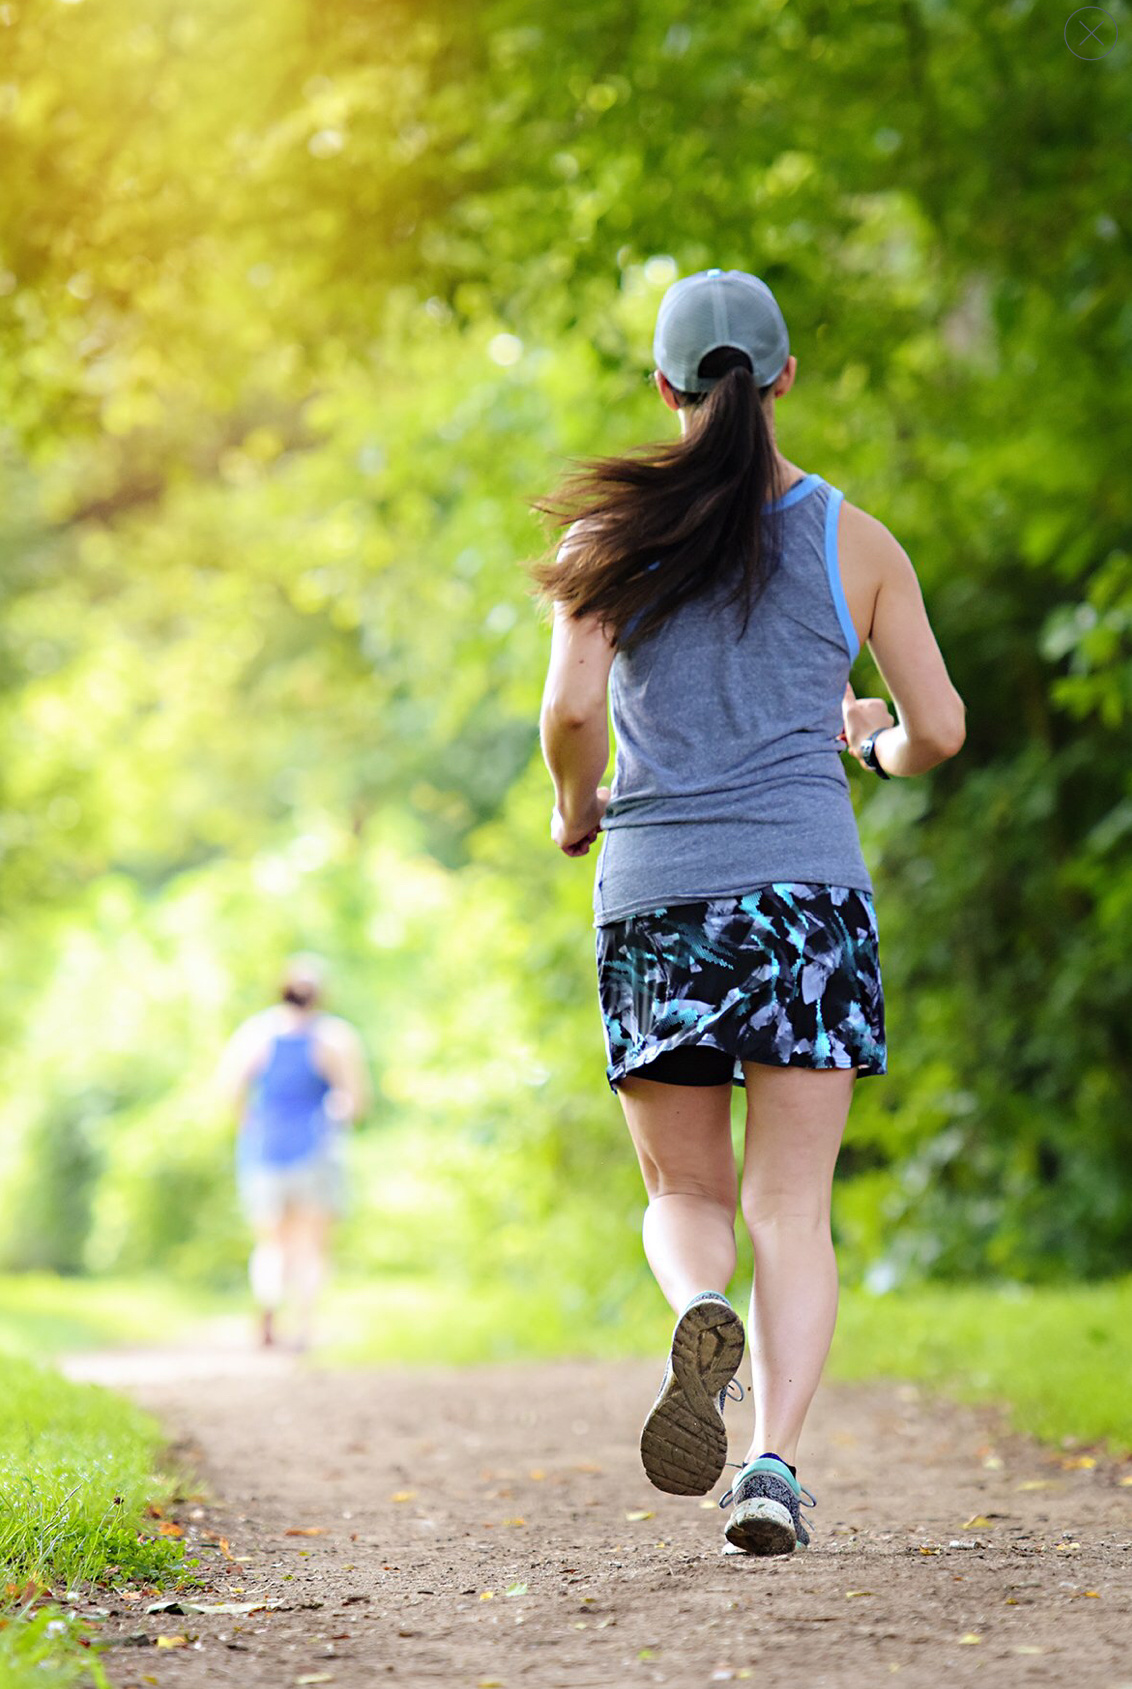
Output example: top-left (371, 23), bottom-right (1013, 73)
top-left (720, 1454), bottom-right (816, 1555)
top-left (639, 1291), bottom-right (746, 1496)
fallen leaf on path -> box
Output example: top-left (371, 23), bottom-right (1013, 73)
top-left (917, 1546), bottom-right (941, 1556)
top-left (285, 1527), bottom-right (327, 1537)
top-left (625, 1510), bottom-right (654, 1522)
top-left (502, 1517), bottom-right (526, 1527)
top-left (1119, 1476), bottom-right (1132, 1487)
top-left (156, 1523), bottom-right (183, 1538)
top-left (155, 1634), bottom-right (189, 1649)
top-left (296, 1676), bottom-right (335, 1685)
top-left (1056, 1541), bottom-right (1081, 1552)
top-left (1016, 1479), bottom-right (1055, 1491)
top-left (1012, 1646), bottom-right (1044, 1656)
top-left (476, 1680), bottom-right (504, 1688)
top-left (962, 1515), bottom-right (993, 1529)
top-left (390, 1491), bottom-right (417, 1503)
top-left (638, 1648), bottom-right (658, 1660)
top-left (187, 1601), bottom-right (277, 1615)
top-left (844, 1591), bottom-right (873, 1600)
top-left (504, 1583), bottom-right (527, 1598)
top-left (1061, 1455), bottom-right (1096, 1470)
top-left (479, 1590), bottom-right (495, 1601)
top-left (958, 1634), bottom-right (981, 1645)
top-left (528, 1469), bottom-right (545, 1481)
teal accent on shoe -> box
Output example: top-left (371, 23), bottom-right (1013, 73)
top-left (737, 1456), bottom-right (801, 1496)
top-left (719, 1455), bottom-right (817, 1512)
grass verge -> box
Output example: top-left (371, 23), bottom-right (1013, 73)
top-left (829, 1279), bottom-right (1132, 1453)
top-left (0, 1273), bottom-right (230, 1357)
top-left (0, 1351), bottom-right (185, 1685)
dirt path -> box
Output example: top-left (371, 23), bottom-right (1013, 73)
top-left (64, 1346), bottom-right (1131, 1689)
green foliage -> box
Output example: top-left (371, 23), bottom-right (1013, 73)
top-left (0, 0), bottom-right (1130, 1297)
top-left (0, 1355), bottom-right (184, 1591)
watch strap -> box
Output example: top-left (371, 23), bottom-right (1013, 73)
top-left (859, 732), bottom-right (891, 779)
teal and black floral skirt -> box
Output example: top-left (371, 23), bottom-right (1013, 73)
top-left (596, 883), bottom-right (886, 1090)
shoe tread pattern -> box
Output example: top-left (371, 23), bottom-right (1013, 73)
top-left (640, 1299), bottom-right (745, 1497)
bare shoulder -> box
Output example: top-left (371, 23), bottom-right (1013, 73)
top-left (230, 1007), bottom-right (278, 1046)
top-left (315, 1014), bottom-right (362, 1050)
top-left (839, 501), bottom-right (918, 585)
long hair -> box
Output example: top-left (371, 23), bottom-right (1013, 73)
top-left (533, 347), bottom-right (785, 647)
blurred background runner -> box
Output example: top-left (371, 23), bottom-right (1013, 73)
top-left (218, 955), bottom-right (371, 1348)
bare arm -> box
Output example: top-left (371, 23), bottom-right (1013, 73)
top-left (316, 1019), bottom-right (371, 1125)
top-left (539, 603), bottom-right (616, 855)
top-left (841, 512), bottom-right (966, 776)
top-left (215, 1017), bottom-right (270, 1122)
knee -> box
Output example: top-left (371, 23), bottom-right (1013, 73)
top-left (740, 1187), bottom-right (831, 1239)
top-left (648, 1179), bottom-right (736, 1219)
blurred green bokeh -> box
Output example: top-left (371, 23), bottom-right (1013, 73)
top-left (0, 0), bottom-right (1130, 1330)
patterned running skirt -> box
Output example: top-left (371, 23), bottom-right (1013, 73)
top-left (596, 883), bottom-right (886, 1090)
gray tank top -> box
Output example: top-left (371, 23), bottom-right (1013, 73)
top-left (594, 473), bottom-right (871, 925)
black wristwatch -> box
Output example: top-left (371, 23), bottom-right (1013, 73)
top-left (858, 731), bottom-right (891, 780)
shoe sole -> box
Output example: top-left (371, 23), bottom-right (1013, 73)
top-left (724, 1496), bottom-right (799, 1556)
top-left (640, 1297), bottom-right (745, 1496)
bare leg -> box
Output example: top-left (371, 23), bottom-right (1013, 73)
top-left (618, 1077), bottom-right (738, 1312)
top-left (739, 1064), bottom-right (855, 1467)
top-left (249, 1223), bottom-right (286, 1346)
top-left (280, 1205), bottom-right (332, 1348)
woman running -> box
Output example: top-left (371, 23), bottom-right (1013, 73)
top-left (219, 956), bottom-right (370, 1349)
top-left (536, 268), bottom-right (965, 1555)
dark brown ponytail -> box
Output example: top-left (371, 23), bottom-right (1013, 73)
top-left (533, 347), bottom-right (784, 646)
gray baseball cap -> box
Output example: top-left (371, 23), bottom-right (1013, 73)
top-left (653, 268), bottom-right (790, 394)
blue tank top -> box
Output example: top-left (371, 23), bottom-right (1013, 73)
top-left (595, 473), bottom-right (872, 924)
top-left (240, 1028), bottom-right (332, 1167)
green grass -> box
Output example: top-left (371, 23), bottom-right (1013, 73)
top-left (0, 1273), bottom-right (231, 1358)
top-left (0, 1604), bottom-right (110, 1689)
top-left (829, 1279), bottom-right (1132, 1453)
top-left (0, 1349), bottom-right (186, 1686)
top-left (0, 1354), bottom-right (185, 1591)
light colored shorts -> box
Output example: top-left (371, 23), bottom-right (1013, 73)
top-left (237, 1149), bottom-right (345, 1226)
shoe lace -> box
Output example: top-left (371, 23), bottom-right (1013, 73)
top-left (723, 1379), bottom-right (745, 1404)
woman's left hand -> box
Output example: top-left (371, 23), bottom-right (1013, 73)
top-left (552, 787), bottom-right (610, 856)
